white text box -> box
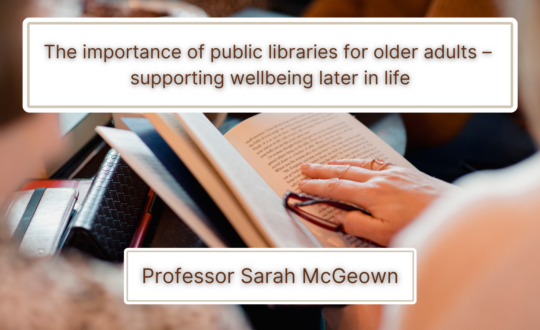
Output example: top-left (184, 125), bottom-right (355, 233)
top-left (124, 248), bottom-right (416, 304)
top-left (24, 18), bottom-right (517, 112)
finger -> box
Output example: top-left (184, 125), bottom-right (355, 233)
top-left (327, 158), bottom-right (374, 169)
top-left (298, 178), bottom-right (373, 207)
top-left (301, 163), bottom-right (376, 182)
top-left (335, 211), bottom-right (390, 246)
top-left (328, 158), bottom-right (394, 171)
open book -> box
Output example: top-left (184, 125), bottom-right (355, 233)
top-left (96, 113), bottom-right (413, 248)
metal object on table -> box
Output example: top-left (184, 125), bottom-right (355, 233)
top-left (4, 188), bottom-right (78, 259)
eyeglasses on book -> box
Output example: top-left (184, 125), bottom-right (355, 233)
top-left (282, 191), bottom-right (372, 232)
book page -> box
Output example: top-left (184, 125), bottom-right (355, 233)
top-left (143, 113), bottom-right (268, 248)
top-left (96, 127), bottom-right (228, 248)
top-left (121, 117), bottom-right (246, 248)
top-left (176, 113), bottom-right (321, 248)
top-left (225, 113), bottom-right (414, 248)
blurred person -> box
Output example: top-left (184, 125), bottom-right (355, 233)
top-left (0, 1), bottom-right (249, 329)
top-left (299, 0), bottom-right (540, 328)
top-left (303, 0), bottom-right (536, 183)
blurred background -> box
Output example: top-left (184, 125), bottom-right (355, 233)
top-left (37, 0), bottom-right (535, 186)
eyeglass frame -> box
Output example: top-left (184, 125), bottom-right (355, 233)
top-left (282, 191), bottom-right (372, 232)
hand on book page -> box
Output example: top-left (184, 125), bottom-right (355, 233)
top-left (95, 126), bottom-right (230, 248)
top-left (224, 113), bottom-right (415, 248)
top-left (299, 159), bottom-right (458, 246)
top-left (175, 113), bottom-right (321, 248)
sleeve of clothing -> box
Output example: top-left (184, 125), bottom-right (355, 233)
top-left (382, 153), bottom-right (540, 330)
top-left (0, 245), bottom-right (250, 330)
top-left (302, 0), bottom-right (498, 20)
